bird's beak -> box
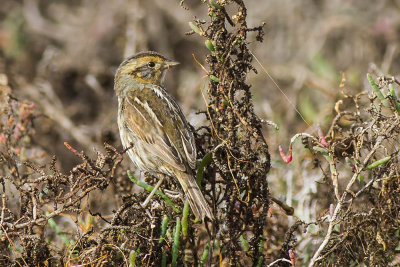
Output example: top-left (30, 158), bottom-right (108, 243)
top-left (165, 60), bottom-right (180, 69)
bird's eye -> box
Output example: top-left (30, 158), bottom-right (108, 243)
top-left (147, 61), bottom-right (155, 68)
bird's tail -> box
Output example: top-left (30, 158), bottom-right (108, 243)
top-left (176, 172), bottom-right (214, 221)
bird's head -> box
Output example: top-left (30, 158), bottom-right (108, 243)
top-left (115, 51), bottom-right (179, 95)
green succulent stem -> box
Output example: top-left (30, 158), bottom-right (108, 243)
top-left (205, 40), bottom-right (215, 53)
top-left (159, 215), bottom-right (169, 244)
top-left (189, 22), bottom-right (203, 35)
top-left (161, 247), bottom-right (167, 267)
top-left (256, 235), bottom-right (264, 267)
top-left (199, 243), bottom-right (210, 266)
top-left (129, 250), bottom-right (136, 267)
top-left (239, 234), bottom-right (249, 252)
top-left (182, 200), bottom-right (190, 236)
top-left (367, 73), bottom-right (389, 107)
top-left (209, 0), bottom-right (222, 9)
top-left (171, 217), bottom-right (181, 267)
top-left (209, 75), bottom-right (219, 83)
top-left (389, 83), bottom-right (400, 114)
top-left (196, 151), bottom-right (213, 187)
top-left (365, 156), bottom-right (391, 170)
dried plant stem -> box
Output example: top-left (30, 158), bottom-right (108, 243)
top-left (267, 258), bottom-right (292, 266)
top-left (0, 189), bottom-right (6, 226)
top-left (309, 125), bottom-right (392, 266)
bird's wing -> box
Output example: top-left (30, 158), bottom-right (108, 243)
top-left (123, 85), bottom-right (197, 172)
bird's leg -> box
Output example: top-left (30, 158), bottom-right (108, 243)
top-left (141, 175), bottom-right (165, 208)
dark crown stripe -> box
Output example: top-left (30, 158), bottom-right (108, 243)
top-left (119, 51), bottom-right (167, 68)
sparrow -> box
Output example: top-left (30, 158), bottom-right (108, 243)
top-left (114, 51), bottom-right (214, 221)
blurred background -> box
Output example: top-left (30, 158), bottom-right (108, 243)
top-left (1, 0), bottom-right (399, 262)
top-left (2, 0), bottom-right (399, 166)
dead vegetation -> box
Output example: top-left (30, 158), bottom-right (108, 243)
top-left (303, 74), bottom-right (400, 266)
top-left (188, 0), bottom-right (270, 264)
top-left (1, 0), bottom-right (400, 266)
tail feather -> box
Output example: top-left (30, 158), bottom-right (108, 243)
top-left (176, 172), bottom-right (214, 221)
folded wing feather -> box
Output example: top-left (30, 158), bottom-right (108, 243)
top-left (124, 85), bottom-right (197, 173)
